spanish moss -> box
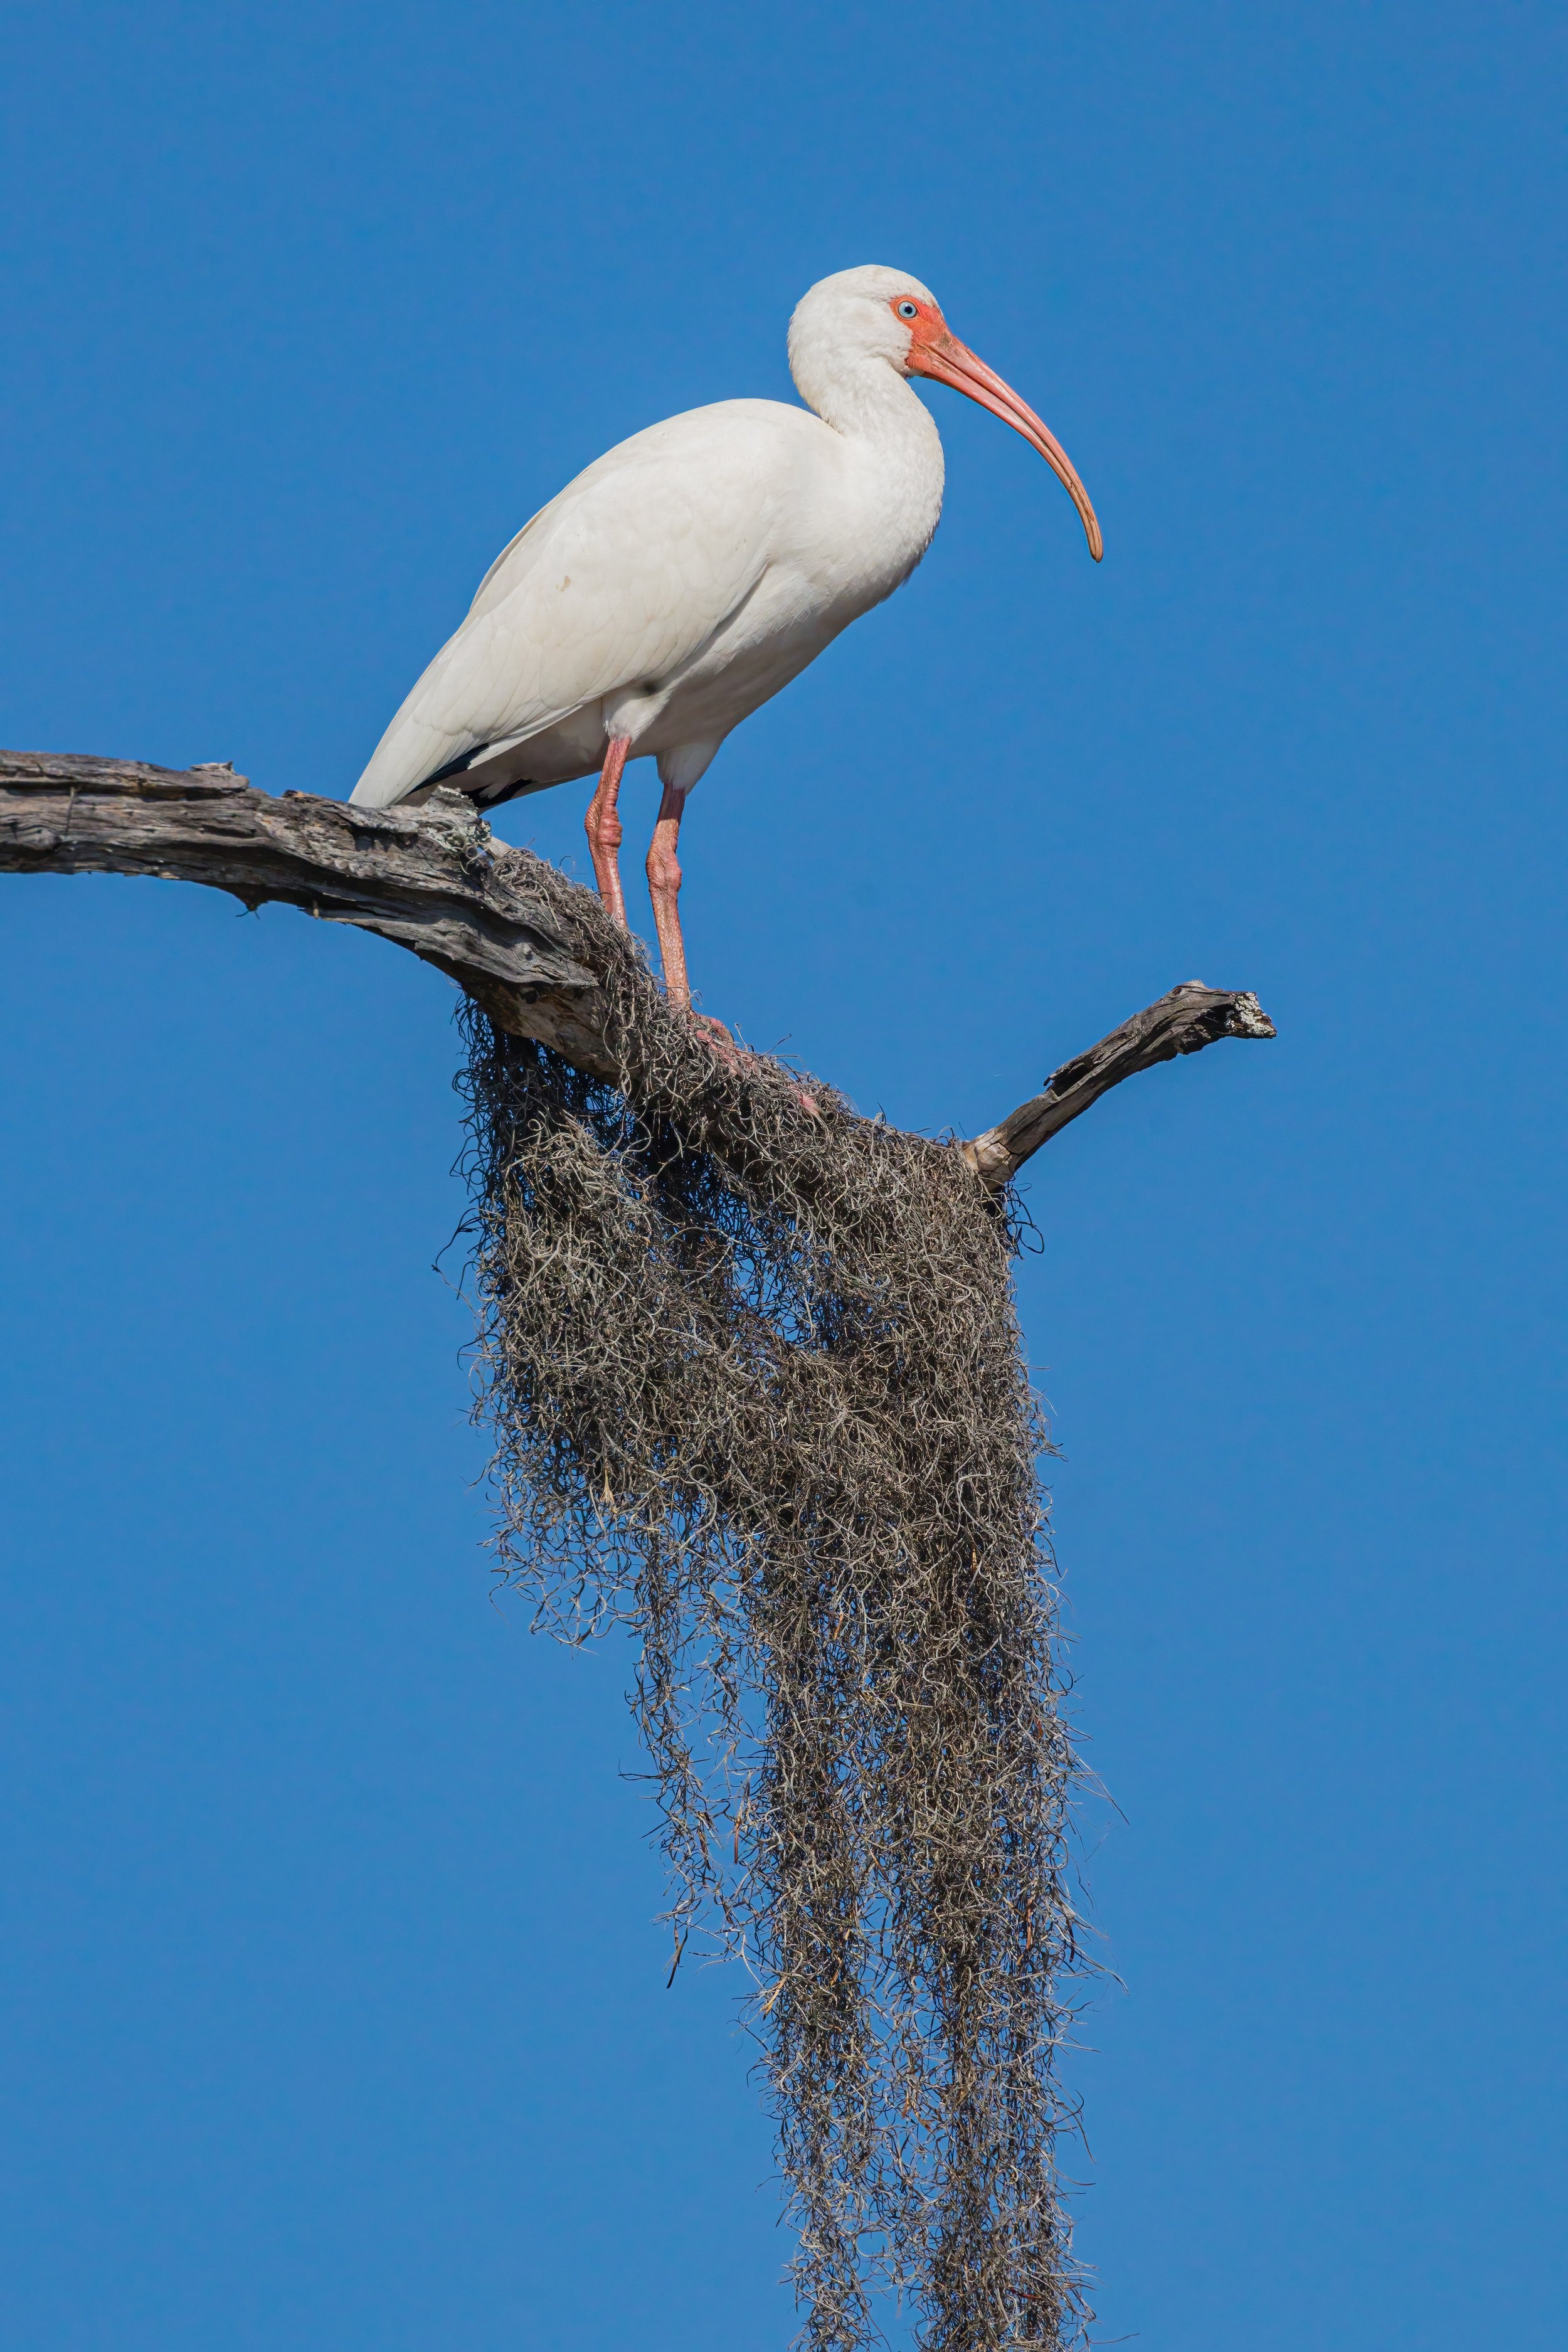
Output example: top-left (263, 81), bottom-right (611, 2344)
top-left (455, 858), bottom-right (1093, 2351)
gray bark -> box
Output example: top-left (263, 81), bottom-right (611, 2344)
top-left (961, 982), bottom-right (1277, 1187)
top-left (0, 749), bottom-right (1274, 1185)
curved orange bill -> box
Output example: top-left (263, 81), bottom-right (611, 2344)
top-left (909, 331), bottom-right (1103, 561)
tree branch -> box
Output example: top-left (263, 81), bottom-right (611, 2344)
top-left (959, 982), bottom-right (1277, 1187)
top-left (1, 750), bottom-right (1274, 1185)
top-left (0, 746), bottom-right (620, 1078)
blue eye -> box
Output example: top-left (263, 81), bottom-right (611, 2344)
top-left (896, 300), bottom-right (918, 319)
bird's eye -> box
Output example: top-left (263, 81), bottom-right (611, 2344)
top-left (896, 300), bottom-right (919, 320)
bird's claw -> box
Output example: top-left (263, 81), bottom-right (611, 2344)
top-left (672, 1002), bottom-right (743, 1069)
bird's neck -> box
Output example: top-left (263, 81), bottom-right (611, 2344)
top-left (799, 357), bottom-right (945, 555)
top-left (804, 354), bottom-right (943, 464)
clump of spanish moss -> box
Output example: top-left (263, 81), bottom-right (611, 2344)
top-left (455, 858), bottom-right (1093, 2351)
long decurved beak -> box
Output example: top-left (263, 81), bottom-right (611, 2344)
top-left (908, 331), bottom-right (1103, 561)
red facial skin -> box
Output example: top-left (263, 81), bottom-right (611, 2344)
top-left (891, 296), bottom-right (1103, 561)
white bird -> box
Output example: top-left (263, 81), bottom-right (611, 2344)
top-left (351, 264), bottom-right (1101, 1017)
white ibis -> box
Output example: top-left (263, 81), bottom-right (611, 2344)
top-left (351, 265), bottom-right (1101, 1014)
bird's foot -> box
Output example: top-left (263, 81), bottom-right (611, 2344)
top-left (682, 1007), bottom-right (743, 1069)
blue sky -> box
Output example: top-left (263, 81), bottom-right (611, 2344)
top-left (1, 3), bottom-right (1563, 2346)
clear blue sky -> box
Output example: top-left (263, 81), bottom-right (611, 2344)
top-left (1, 4), bottom-right (1562, 2346)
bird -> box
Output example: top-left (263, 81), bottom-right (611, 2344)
top-left (351, 264), bottom-right (1101, 1017)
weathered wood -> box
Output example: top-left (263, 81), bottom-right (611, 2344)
top-left (960, 982), bottom-right (1277, 1187)
top-left (0, 746), bottom-right (618, 1078)
top-left (0, 750), bottom-right (1275, 1184)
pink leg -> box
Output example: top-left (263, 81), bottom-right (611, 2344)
top-left (647, 781), bottom-right (735, 1049)
top-left (645, 778), bottom-right (694, 1009)
top-left (584, 735), bottom-right (632, 928)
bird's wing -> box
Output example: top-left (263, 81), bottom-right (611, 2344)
top-left (463, 505), bottom-right (549, 618)
top-left (351, 402), bottom-right (820, 807)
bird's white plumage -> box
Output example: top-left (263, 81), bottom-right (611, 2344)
top-left (351, 267), bottom-right (948, 811)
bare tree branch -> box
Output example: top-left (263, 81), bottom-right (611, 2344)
top-left (0, 746), bottom-right (621, 1076)
top-left (1, 750), bottom-right (1274, 1182)
top-left (959, 982), bottom-right (1277, 1187)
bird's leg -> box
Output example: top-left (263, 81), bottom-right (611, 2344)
top-left (648, 780), bottom-right (734, 1047)
top-left (645, 777), bottom-right (693, 1009)
top-left (584, 734), bottom-right (632, 928)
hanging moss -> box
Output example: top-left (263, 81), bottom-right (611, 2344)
top-left (455, 872), bottom-right (1093, 2352)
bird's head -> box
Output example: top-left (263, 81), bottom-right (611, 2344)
top-left (788, 264), bottom-right (1102, 561)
